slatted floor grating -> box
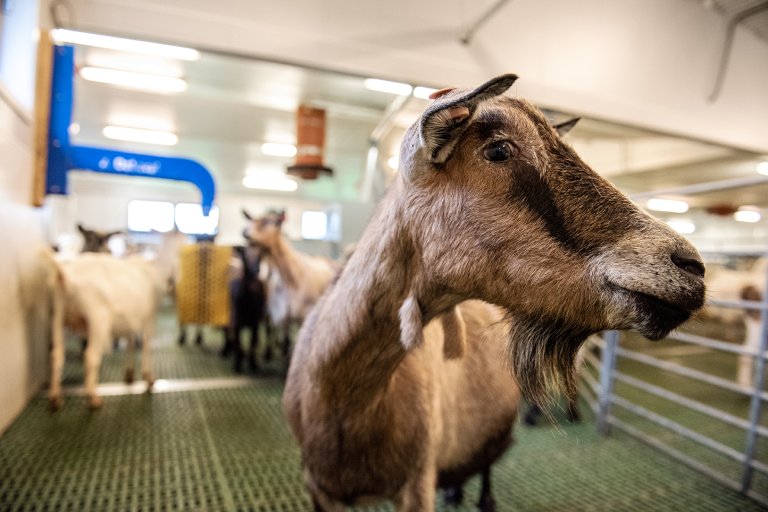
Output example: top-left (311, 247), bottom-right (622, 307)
top-left (1, 313), bottom-right (766, 511)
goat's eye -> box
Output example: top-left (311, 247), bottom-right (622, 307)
top-left (483, 141), bottom-right (515, 162)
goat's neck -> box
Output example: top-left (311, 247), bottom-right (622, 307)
top-left (307, 187), bottom-right (440, 409)
top-left (268, 235), bottom-right (301, 288)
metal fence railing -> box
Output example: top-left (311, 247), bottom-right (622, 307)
top-left (582, 250), bottom-right (768, 506)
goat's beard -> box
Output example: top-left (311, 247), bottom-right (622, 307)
top-left (505, 314), bottom-right (590, 412)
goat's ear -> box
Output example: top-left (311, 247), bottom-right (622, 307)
top-left (277, 209), bottom-right (287, 226)
top-left (441, 306), bottom-right (466, 360)
top-left (106, 230), bottom-right (123, 238)
top-left (554, 117), bottom-right (580, 137)
top-left (76, 223), bottom-right (87, 235)
top-left (399, 294), bottom-right (424, 351)
top-left (420, 74), bottom-right (518, 164)
top-left (242, 209), bottom-right (253, 221)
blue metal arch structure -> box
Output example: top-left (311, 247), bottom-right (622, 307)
top-left (46, 45), bottom-right (216, 215)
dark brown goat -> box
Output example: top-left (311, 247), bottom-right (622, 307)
top-left (77, 223), bottom-right (123, 253)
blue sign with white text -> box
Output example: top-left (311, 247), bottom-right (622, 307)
top-left (46, 45), bottom-right (216, 215)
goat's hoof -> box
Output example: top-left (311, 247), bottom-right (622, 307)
top-left (143, 374), bottom-right (155, 391)
top-left (88, 396), bottom-right (103, 410)
top-left (477, 495), bottom-right (496, 512)
top-left (124, 369), bottom-right (135, 384)
top-left (443, 486), bottom-right (464, 506)
top-left (48, 396), bottom-right (64, 412)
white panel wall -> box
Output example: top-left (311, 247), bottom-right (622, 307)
top-left (0, 0), bottom-right (54, 434)
top-left (69, 0), bottom-right (768, 153)
top-left (0, 89), bottom-right (49, 434)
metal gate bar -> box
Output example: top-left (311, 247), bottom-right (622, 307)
top-left (616, 346), bottom-right (768, 399)
top-left (611, 394), bottom-right (747, 463)
top-left (594, 257), bottom-right (768, 503)
top-left (740, 261), bottom-right (768, 491)
top-left (613, 371), bottom-right (768, 437)
top-left (669, 331), bottom-right (764, 356)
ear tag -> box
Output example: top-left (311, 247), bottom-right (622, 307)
top-left (429, 87), bottom-right (456, 100)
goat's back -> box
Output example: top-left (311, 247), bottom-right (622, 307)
top-left (58, 254), bottom-right (161, 336)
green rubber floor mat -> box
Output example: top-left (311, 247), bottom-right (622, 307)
top-left (1, 382), bottom-right (763, 511)
top-left (60, 311), bottom-right (288, 386)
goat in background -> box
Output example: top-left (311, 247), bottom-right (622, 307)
top-left (242, 209), bottom-right (338, 360)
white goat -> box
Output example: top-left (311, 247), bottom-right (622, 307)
top-left (46, 232), bottom-right (185, 410)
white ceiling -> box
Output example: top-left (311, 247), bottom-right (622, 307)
top-left (68, 41), bottom-right (768, 215)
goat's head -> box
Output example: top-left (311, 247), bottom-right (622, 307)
top-left (77, 223), bottom-right (122, 253)
top-left (243, 209), bottom-right (286, 251)
top-left (398, 74), bottom-right (706, 404)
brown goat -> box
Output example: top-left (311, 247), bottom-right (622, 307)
top-left (243, 209), bottom-right (338, 354)
top-left (283, 75), bottom-right (706, 511)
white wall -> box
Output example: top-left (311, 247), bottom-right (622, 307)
top-left (69, 0), bottom-right (768, 153)
top-left (0, 0), bottom-right (51, 432)
top-left (57, 172), bottom-right (371, 255)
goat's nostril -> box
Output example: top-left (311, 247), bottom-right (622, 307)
top-left (671, 253), bottom-right (705, 278)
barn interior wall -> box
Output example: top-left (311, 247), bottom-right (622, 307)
top-left (0, 90), bottom-right (50, 435)
top-left (0, 0), bottom-right (54, 434)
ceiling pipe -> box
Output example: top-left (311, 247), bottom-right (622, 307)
top-left (709, 1), bottom-right (768, 103)
top-left (631, 174), bottom-right (768, 201)
top-left (461, 0), bottom-right (512, 45)
top-left (360, 94), bottom-right (411, 202)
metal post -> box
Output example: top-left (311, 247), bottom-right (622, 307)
top-left (709, 1), bottom-right (768, 102)
top-left (741, 253), bottom-right (768, 492)
top-left (597, 330), bottom-right (619, 435)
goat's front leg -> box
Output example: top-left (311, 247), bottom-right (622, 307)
top-left (477, 467), bottom-right (496, 512)
top-left (140, 327), bottom-right (155, 391)
top-left (48, 320), bottom-right (66, 411)
top-left (395, 466), bottom-right (436, 512)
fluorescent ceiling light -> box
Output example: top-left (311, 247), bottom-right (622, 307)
top-left (646, 198), bottom-right (689, 213)
top-left (734, 209), bottom-right (761, 223)
top-left (413, 86), bottom-right (438, 99)
top-left (667, 221), bottom-right (695, 234)
top-left (364, 78), bottom-right (413, 96)
top-left (387, 155), bottom-right (399, 169)
top-left (51, 29), bottom-right (199, 61)
top-left (261, 142), bottom-right (297, 157)
top-left (69, 123), bottom-right (80, 135)
top-left (757, 161), bottom-right (768, 176)
top-left (80, 67), bottom-right (187, 93)
top-left (242, 174), bottom-right (298, 192)
top-left (103, 126), bottom-right (178, 146)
